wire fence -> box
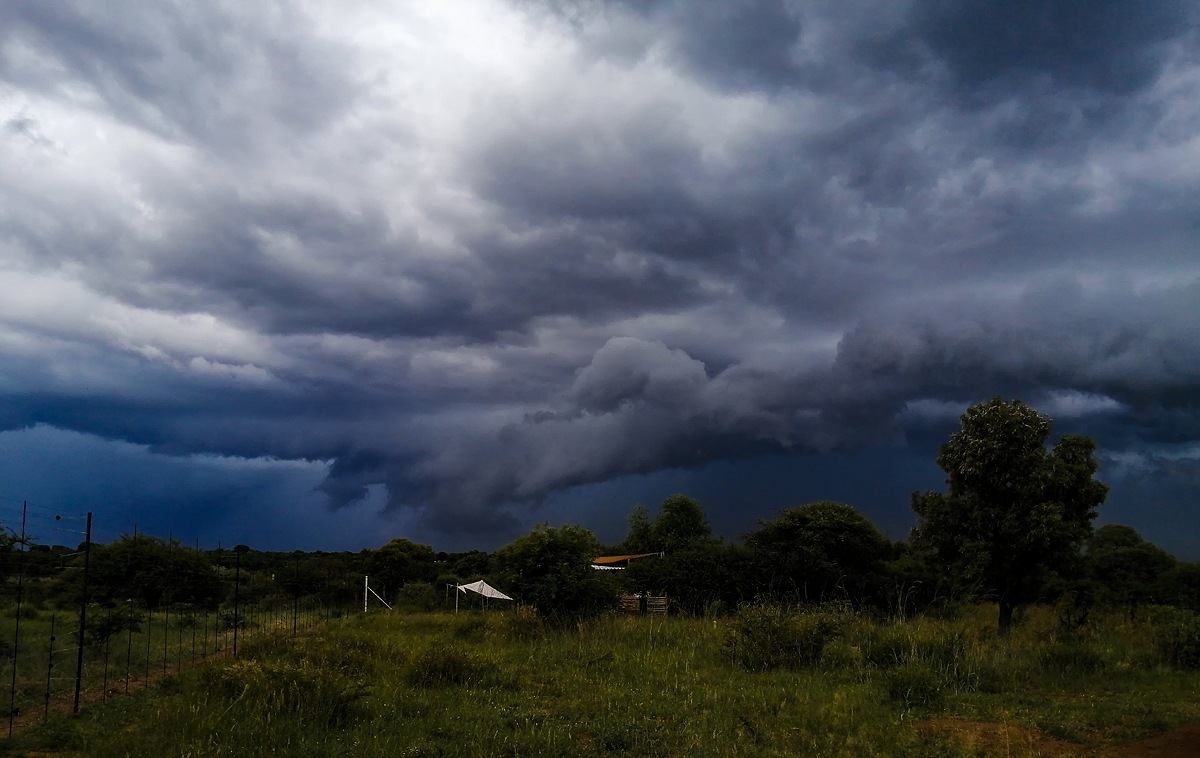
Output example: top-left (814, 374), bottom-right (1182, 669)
top-left (0, 500), bottom-right (374, 734)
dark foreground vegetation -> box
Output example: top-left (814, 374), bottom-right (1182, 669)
top-left (1, 602), bottom-right (1199, 757)
top-left (1, 397), bottom-right (1198, 755)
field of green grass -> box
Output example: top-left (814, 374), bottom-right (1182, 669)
top-left (1, 603), bottom-right (1198, 757)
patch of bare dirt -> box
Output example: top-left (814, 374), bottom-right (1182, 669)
top-left (1105, 723), bottom-right (1200, 758)
top-left (918, 720), bottom-right (1200, 758)
top-left (919, 719), bottom-right (1082, 756)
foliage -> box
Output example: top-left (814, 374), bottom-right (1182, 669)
top-left (723, 604), bottom-right (841, 671)
top-left (620, 503), bottom-right (654, 552)
top-left (84, 604), bottom-right (144, 646)
top-left (746, 501), bottom-right (890, 606)
top-left (395, 581), bottom-right (440, 611)
top-left (911, 397), bottom-right (1108, 629)
top-left (883, 664), bottom-right (944, 708)
top-left (12, 606), bottom-right (1200, 757)
top-left (1039, 641), bottom-right (1106, 673)
top-left (1086, 524), bottom-right (1177, 608)
top-left (203, 646), bottom-right (369, 724)
top-left (405, 642), bottom-right (497, 687)
top-left (74, 534), bottom-right (223, 609)
top-left (1158, 561), bottom-right (1200, 611)
top-left (361, 539), bottom-right (439, 602)
top-left (624, 541), bottom-right (755, 615)
top-left (862, 627), bottom-right (964, 670)
top-left (619, 495), bottom-right (714, 554)
top-left (616, 495), bottom-right (756, 614)
top-left (492, 524), bottom-right (616, 623)
top-left (450, 550), bottom-right (491, 579)
top-left (486, 604), bottom-right (545, 641)
top-left (1151, 608), bottom-right (1200, 670)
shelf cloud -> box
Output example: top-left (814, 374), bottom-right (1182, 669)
top-left (1, 0), bottom-right (1198, 549)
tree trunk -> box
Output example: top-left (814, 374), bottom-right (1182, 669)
top-left (998, 598), bottom-right (1014, 633)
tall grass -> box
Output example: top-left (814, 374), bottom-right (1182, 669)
top-left (0, 594), bottom-right (351, 724)
top-left (5, 603), bottom-right (1200, 757)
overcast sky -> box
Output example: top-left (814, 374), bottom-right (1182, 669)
top-left (1, 0), bottom-right (1198, 557)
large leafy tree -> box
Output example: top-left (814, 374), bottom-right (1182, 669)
top-left (77, 534), bottom-right (223, 609)
top-left (911, 397), bottom-right (1108, 630)
top-left (493, 524), bottom-right (616, 623)
top-left (618, 495), bottom-right (742, 613)
top-left (361, 538), bottom-right (438, 600)
top-left (1086, 524), bottom-right (1176, 608)
top-left (745, 501), bottom-right (890, 606)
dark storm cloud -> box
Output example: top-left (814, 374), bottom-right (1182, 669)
top-left (908, 0), bottom-right (1192, 95)
top-left (860, 0), bottom-right (1197, 148)
top-left (1, 0), bottom-right (1198, 545)
top-left (627, 0), bottom-right (805, 89)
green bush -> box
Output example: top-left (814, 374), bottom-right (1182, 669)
top-left (405, 642), bottom-right (497, 687)
top-left (203, 657), bottom-right (368, 724)
top-left (724, 605), bottom-right (840, 671)
top-left (883, 664), bottom-right (943, 708)
top-left (1151, 609), bottom-right (1200, 670)
top-left (301, 631), bottom-right (378, 679)
top-left (449, 613), bottom-right (490, 640)
top-left (487, 604), bottom-right (545, 641)
top-left (397, 581), bottom-right (440, 611)
top-left (1039, 641), bottom-right (1106, 673)
top-left (863, 627), bottom-right (963, 669)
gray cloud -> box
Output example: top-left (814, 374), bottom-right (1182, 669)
top-left (0, 0), bottom-right (1198, 545)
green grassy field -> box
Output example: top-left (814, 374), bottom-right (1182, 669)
top-left (1, 604), bottom-right (1197, 757)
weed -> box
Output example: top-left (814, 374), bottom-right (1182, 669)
top-left (204, 655), bottom-right (368, 724)
top-left (405, 642), bottom-right (497, 687)
top-left (1039, 641), bottom-right (1106, 673)
top-left (884, 663), bottom-right (944, 708)
top-left (487, 605), bottom-right (545, 642)
top-left (1151, 608), bottom-right (1200, 669)
top-left (724, 604), bottom-right (840, 671)
top-left (448, 613), bottom-right (489, 640)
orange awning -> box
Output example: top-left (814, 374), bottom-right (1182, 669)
top-left (592, 553), bottom-right (659, 564)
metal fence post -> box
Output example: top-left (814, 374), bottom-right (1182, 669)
top-left (73, 511), bottom-right (92, 713)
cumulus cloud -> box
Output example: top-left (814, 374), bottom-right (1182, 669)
top-left (0, 0), bottom-right (1198, 544)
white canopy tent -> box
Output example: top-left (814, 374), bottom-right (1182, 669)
top-left (454, 580), bottom-right (513, 611)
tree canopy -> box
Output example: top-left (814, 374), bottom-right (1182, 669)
top-left (360, 538), bottom-right (438, 601)
top-left (911, 397), bottom-right (1108, 629)
top-left (1087, 524), bottom-right (1177, 608)
top-left (745, 501), bottom-right (890, 606)
top-left (493, 524), bottom-right (615, 623)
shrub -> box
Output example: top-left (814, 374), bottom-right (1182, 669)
top-left (406, 642), bottom-right (497, 687)
top-left (203, 657), bottom-right (368, 724)
top-left (492, 524), bottom-right (617, 623)
top-left (724, 605), bottom-right (840, 671)
top-left (302, 631), bottom-right (378, 679)
top-left (449, 613), bottom-right (490, 640)
top-left (488, 605), bottom-right (545, 641)
top-left (863, 627), bottom-right (963, 669)
top-left (1039, 641), bottom-right (1106, 673)
top-left (884, 664), bottom-right (943, 708)
top-left (1151, 609), bottom-right (1200, 670)
top-left (397, 582), bottom-right (440, 612)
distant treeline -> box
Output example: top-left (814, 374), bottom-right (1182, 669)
top-left (2, 496), bottom-right (1196, 624)
top-left (3, 399), bottom-right (1198, 627)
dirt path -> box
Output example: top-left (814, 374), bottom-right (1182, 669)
top-left (919, 719), bottom-right (1200, 758)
